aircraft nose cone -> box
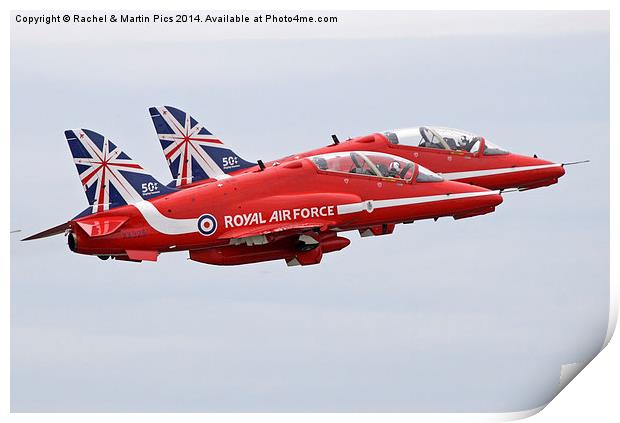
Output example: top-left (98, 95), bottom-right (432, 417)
top-left (473, 191), bottom-right (503, 209)
top-left (538, 159), bottom-right (565, 179)
top-left (487, 192), bottom-right (504, 208)
top-left (451, 187), bottom-right (503, 220)
top-left (514, 156), bottom-right (567, 190)
top-left (467, 185), bottom-right (503, 207)
top-left (525, 162), bottom-right (565, 190)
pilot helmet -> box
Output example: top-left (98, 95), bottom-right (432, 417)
top-left (388, 161), bottom-right (401, 173)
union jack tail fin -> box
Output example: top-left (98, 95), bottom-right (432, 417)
top-left (65, 128), bottom-right (175, 214)
top-left (148, 106), bottom-right (255, 187)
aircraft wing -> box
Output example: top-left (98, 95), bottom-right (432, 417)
top-left (204, 219), bottom-right (348, 266)
top-left (21, 221), bottom-right (71, 241)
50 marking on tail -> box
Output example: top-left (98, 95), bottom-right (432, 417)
top-left (141, 182), bottom-right (160, 196)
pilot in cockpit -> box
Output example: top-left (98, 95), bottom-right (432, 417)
top-left (388, 161), bottom-right (402, 178)
top-left (457, 135), bottom-right (469, 150)
top-left (458, 135), bottom-right (478, 152)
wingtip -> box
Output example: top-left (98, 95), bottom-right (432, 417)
top-left (21, 222), bottom-right (71, 241)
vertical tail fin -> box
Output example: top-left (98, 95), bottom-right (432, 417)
top-left (148, 106), bottom-right (255, 187)
top-left (65, 128), bottom-right (175, 214)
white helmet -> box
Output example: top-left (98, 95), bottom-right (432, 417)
top-left (388, 161), bottom-right (401, 173)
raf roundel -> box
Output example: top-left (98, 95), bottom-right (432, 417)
top-left (197, 214), bottom-right (218, 236)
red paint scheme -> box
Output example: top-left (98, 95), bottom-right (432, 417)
top-left (30, 115), bottom-right (579, 267)
top-left (254, 133), bottom-right (565, 191)
top-left (61, 154), bottom-right (503, 266)
top-left (76, 216), bottom-right (129, 237)
top-left (190, 232), bottom-right (350, 266)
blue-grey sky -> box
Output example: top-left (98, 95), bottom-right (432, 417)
top-left (10, 11), bottom-right (609, 412)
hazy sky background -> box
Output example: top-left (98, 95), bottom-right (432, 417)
top-left (11, 11), bottom-right (609, 412)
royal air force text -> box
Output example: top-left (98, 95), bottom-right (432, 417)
top-left (224, 206), bottom-right (336, 229)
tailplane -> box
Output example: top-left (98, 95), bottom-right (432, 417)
top-left (149, 105), bottom-right (255, 187)
top-left (65, 128), bottom-right (175, 214)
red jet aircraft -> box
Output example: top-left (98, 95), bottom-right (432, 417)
top-left (293, 127), bottom-right (568, 192)
top-left (24, 128), bottom-right (503, 266)
top-left (147, 106), bottom-right (572, 192)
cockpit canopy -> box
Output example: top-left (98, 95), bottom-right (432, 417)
top-left (309, 151), bottom-right (443, 183)
top-left (383, 126), bottom-right (509, 155)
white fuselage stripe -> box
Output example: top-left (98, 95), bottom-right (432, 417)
top-left (132, 201), bottom-right (198, 235)
top-left (336, 190), bottom-right (499, 215)
top-left (132, 191), bottom-right (499, 235)
top-left (440, 164), bottom-right (561, 181)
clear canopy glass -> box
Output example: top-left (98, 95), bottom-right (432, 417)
top-left (383, 126), bottom-right (509, 155)
top-left (416, 164), bottom-right (444, 182)
top-left (310, 151), bottom-right (443, 182)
